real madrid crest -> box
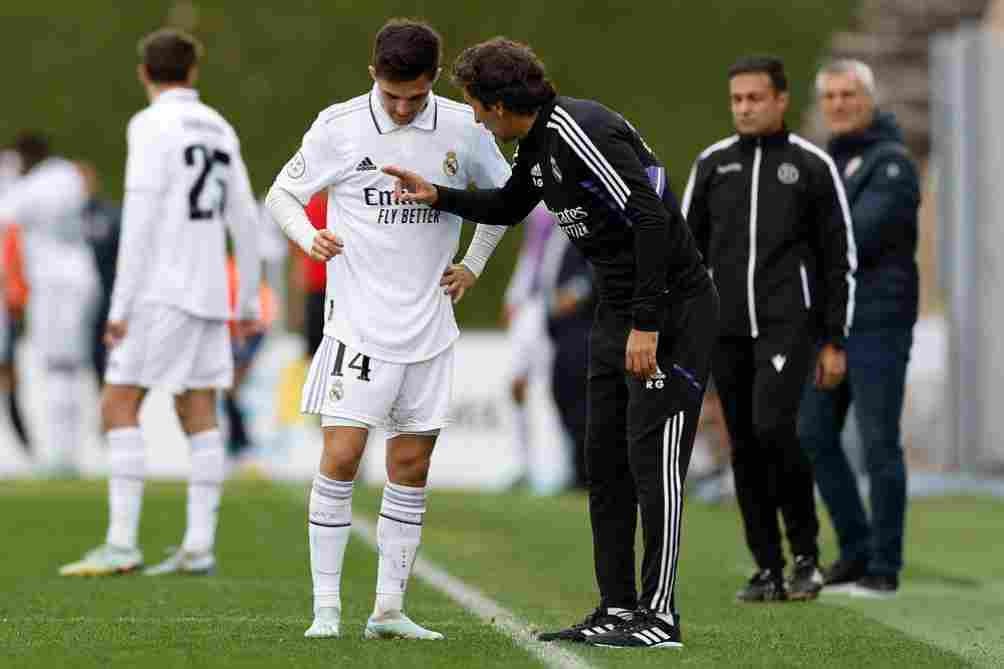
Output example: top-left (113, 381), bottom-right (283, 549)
top-left (286, 151), bottom-right (306, 179)
top-left (550, 156), bottom-right (563, 184)
top-left (443, 151), bottom-right (459, 177)
top-left (328, 378), bottom-right (344, 403)
top-left (777, 162), bottom-right (799, 185)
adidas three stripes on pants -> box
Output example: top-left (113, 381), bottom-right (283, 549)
top-left (585, 285), bottom-right (718, 617)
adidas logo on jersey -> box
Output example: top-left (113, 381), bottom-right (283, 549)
top-left (356, 157), bottom-right (377, 172)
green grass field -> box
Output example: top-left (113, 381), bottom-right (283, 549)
top-left (2, 480), bottom-right (1002, 668)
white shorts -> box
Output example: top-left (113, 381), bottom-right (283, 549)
top-left (30, 280), bottom-right (99, 366)
top-left (104, 303), bottom-right (233, 394)
top-left (301, 335), bottom-right (453, 435)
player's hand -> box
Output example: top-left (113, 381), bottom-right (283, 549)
top-left (310, 229), bottom-right (343, 262)
top-left (626, 329), bottom-right (659, 380)
top-left (382, 166), bottom-right (438, 206)
top-left (233, 318), bottom-right (264, 340)
top-left (814, 343), bottom-right (847, 390)
top-left (104, 320), bottom-right (127, 348)
top-left (441, 264), bottom-right (477, 304)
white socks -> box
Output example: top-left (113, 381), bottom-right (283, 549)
top-left (105, 427), bottom-right (145, 549)
top-left (46, 367), bottom-right (81, 470)
top-left (181, 429), bottom-right (225, 554)
top-left (309, 474), bottom-right (353, 612)
top-left (374, 482), bottom-right (426, 618)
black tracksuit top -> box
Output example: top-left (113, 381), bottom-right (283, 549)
top-left (434, 95), bottom-right (710, 332)
top-left (681, 129), bottom-right (857, 345)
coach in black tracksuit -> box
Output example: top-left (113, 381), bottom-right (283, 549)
top-left (386, 38), bottom-right (716, 649)
top-left (683, 56), bottom-right (856, 602)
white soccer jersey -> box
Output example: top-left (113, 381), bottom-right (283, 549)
top-left (272, 83), bottom-right (511, 363)
top-left (0, 157), bottom-right (96, 288)
top-left (109, 88), bottom-right (260, 323)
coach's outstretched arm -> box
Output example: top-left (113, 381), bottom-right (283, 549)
top-left (383, 157), bottom-right (540, 226)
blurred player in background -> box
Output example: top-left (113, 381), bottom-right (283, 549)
top-left (81, 165), bottom-right (122, 381)
top-left (0, 132), bottom-right (100, 475)
top-left (59, 28), bottom-right (261, 577)
top-left (265, 19), bottom-right (510, 641)
top-left (0, 148), bottom-right (31, 454)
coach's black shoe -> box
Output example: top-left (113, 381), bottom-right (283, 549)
top-left (823, 557), bottom-right (868, 592)
top-left (849, 573), bottom-right (899, 599)
top-left (537, 607), bottom-right (633, 643)
top-left (587, 609), bottom-right (682, 649)
top-left (787, 555), bottom-right (824, 601)
top-left (736, 568), bottom-right (787, 602)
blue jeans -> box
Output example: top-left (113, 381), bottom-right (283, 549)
top-left (798, 328), bottom-right (912, 576)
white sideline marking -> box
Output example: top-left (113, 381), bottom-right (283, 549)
top-left (353, 517), bottom-right (596, 669)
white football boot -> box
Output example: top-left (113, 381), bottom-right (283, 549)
top-left (304, 607), bottom-right (341, 638)
top-left (143, 547), bottom-right (216, 575)
top-left (59, 544), bottom-right (143, 576)
top-left (364, 612), bottom-right (444, 640)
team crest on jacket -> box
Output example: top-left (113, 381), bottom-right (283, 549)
top-left (550, 156), bottom-right (563, 183)
top-left (443, 151), bottom-right (459, 177)
top-left (777, 163), bottom-right (800, 185)
top-left (286, 151), bottom-right (306, 179)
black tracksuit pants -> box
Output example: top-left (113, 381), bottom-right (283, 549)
top-left (587, 284), bottom-right (718, 617)
top-left (714, 328), bottom-right (820, 570)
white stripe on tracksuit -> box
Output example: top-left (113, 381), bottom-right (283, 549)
top-left (547, 106), bottom-right (631, 209)
top-left (650, 411), bottom-right (684, 613)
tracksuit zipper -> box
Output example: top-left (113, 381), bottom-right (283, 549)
top-left (748, 140), bottom-right (762, 338)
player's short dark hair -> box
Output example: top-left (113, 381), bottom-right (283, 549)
top-left (372, 18), bottom-right (442, 82)
top-left (13, 130), bottom-right (50, 170)
top-left (728, 55), bottom-right (788, 93)
top-left (452, 38), bottom-right (556, 115)
top-left (138, 28), bottom-right (203, 84)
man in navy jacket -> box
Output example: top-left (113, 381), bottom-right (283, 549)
top-left (800, 60), bottom-right (920, 598)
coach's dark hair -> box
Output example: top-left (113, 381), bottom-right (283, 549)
top-left (728, 55), bottom-right (788, 93)
top-left (452, 38), bottom-right (556, 115)
top-left (138, 28), bottom-right (203, 84)
top-left (14, 130), bottom-right (50, 171)
top-left (372, 18), bottom-right (442, 82)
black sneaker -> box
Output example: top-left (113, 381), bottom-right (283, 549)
top-left (823, 557), bottom-right (868, 592)
top-left (537, 607), bottom-right (633, 643)
top-left (587, 609), bottom-right (682, 649)
top-left (736, 568), bottom-right (787, 602)
top-left (849, 573), bottom-right (898, 599)
top-left (787, 555), bottom-right (824, 601)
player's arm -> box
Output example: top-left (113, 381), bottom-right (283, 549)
top-left (382, 144), bottom-right (540, 226)
top-left (108, 116), bottom-right (167, 336)
top-left (224, 148), bottom-right (262, 324)
top-left (265, 118), bottom-right (343, 261)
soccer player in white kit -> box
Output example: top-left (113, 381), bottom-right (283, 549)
top-left (59, 29), bottom-right (261, 577)
top-left (265, 19), bottom-right (510, 640)
top-left (0, 132), bottom-right (101, 474)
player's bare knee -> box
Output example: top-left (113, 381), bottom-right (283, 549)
top-left (101, 387), bottom-right (142, 432)
top-left (175, 390), bottom-right (218, 435)
top-left (386, 447), bottom-right (433, 486)
top-left (319, 427), bottom-right (368, 481)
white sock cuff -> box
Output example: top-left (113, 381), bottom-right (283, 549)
top-left (309, 487), bottom-right (352, 527)
top-left (189, 430), bottom-right (224, 486)
top-left (312, 474), bottom-right (354, 502)
top-left (380, 482), bottom-right (426, 518)
top-left (107, 427), bottom-right (145, 480)
top-left (189, 428), bottom-right (223, 450)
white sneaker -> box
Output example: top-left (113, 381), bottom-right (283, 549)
top-left (364, 612), bottom-right (444, 640)
top-left (304, 607), bottom-right (341, 638)
top-left (143, 548), bottom-right (216, 575)
top-left (59, 544), bottom-right (143, 576)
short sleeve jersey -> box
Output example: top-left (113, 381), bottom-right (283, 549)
top-left (272, 84), bottom-right (511, 363)
top-left (122, 88), bottom-right (255, 320)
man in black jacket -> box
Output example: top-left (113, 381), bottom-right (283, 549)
top-left (385, 37), bottom-right (718, 649)
top-left (799, 60), bottom-right (919, 598)
top-left (682, 56), bottom-right (857, 602)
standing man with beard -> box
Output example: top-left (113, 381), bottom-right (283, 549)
top-left (800, 60), bottom-right (919, 598)
top-left (682, 56), bottom-right (857, 602)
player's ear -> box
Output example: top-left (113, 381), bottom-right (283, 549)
top-left (368, 65), bottom-right (377, 82)
top-left (432, 67), bottom-right (442, 85)
top-left (136, 63), bottom-right (148, 86)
